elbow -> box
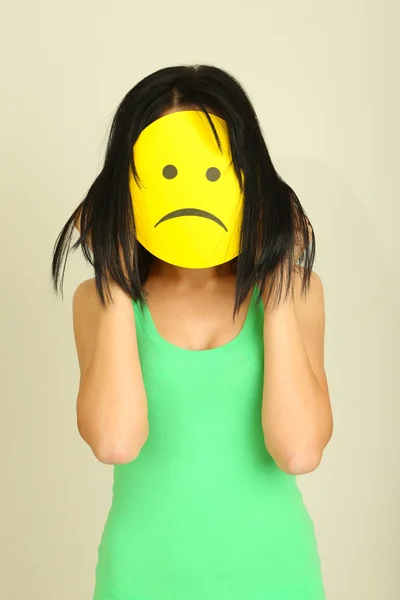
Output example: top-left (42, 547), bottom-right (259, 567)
top-left (79, 421), bottom-right (149, 465)
top-left (281, 451), bottom-right (322, 475)
top-left (92, 440), bottom-right (145, 465)
top-left (267, 444), bottom-right (323, 475)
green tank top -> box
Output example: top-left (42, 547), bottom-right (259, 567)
top-left (93, 286), bottom-right (325, 600)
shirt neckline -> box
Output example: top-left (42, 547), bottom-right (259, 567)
top-left (133, 285), bottom-right (262, 363)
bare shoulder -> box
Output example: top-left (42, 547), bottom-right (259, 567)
top-left (72, 277), bottom-right (103, 329)
top-left (293, 267), bottom-right (324, 307)
top-left (73, 277), bottom-right (99, 312)
top-left (72, 278), bottom-right (101, 376)
top-left (308, 269), bottom-right (323, 290)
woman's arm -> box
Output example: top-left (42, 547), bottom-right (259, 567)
top-left (72, 209), bottom-right (148, 465)
top-left (261, 269), bottom-right (333, 475)
top-left (72, 279), bottom-right (149, 465)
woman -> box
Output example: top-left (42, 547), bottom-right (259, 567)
top-left (52, 64), bottom-right (333, 600)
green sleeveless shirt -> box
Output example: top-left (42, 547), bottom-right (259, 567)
top-left (93, 287), bottom-right (325, 599)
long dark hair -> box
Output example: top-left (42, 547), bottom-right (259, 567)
top-left (51, 64), bottom-right (315, 316)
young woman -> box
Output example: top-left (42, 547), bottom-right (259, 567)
top-left (52, 64), bottom-right (333, 600)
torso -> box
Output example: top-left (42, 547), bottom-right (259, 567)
top-left (93, 275), bottom-right (326, 600)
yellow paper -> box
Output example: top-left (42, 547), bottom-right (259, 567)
top-left (129, 110), bottom-right (243, 268)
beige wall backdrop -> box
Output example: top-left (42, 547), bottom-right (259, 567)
top-left (1, 1), bottom-right (398, 598)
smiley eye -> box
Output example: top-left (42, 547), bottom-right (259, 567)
top-left (162, 165), bottom-right (178, 179)
top-left (206, 167), bottom-right (221, 182)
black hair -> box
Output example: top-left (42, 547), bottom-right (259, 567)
top-left (51, 64), bottom-right (315, 317)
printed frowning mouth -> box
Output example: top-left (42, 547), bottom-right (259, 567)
top-left (154, 208), bottom-right (227, 231)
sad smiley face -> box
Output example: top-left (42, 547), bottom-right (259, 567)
top-left (129, 110), bottom-right (244, 269)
